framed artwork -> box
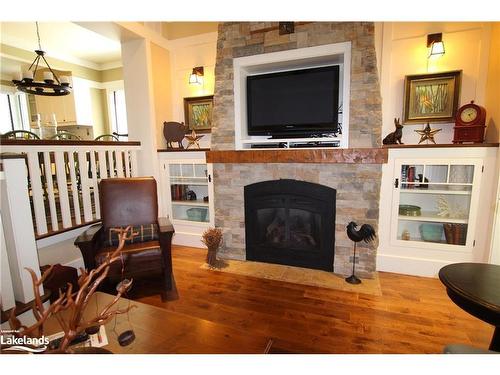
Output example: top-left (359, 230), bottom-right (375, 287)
top-left (402, 70), bottom-right (462, 124)
top-left (183, 95), bottom-right (214, 133)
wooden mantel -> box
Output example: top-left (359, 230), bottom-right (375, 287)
top-left (206, 148), bottom-right (388, 164)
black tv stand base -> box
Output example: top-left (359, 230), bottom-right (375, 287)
top-left (268, 133), bottom-right (338, 139)
top-left (250, 141), bottom-right (340, 149)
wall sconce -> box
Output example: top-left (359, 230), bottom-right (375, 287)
top-left (189, 66), bottom-right (204, 85)
top-left (427, 33), bottom-right (445, 58)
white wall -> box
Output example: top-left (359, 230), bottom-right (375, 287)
top-left (121, 38), bottom-right (159, 179)
top-left (168, 32), bottom-right (217, 148)
top-left (379, 22), bottom-right (492, 145)
top-left (0, 214), bottom-right (16, 311)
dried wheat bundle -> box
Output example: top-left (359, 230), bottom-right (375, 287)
top-left (202, 227), bottom-right (223, 250)
top-left (202, 227), bottom-right (223, 267)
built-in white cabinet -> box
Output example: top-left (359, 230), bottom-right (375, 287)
top-left (377, 146), bottom-right (499, 277)
top-left (159, 151), bottom-right (214, 248)
top-left (391, 159), bottom-right (482, 250)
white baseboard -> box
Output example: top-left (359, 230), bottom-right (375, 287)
top-left (376, 254), bottom-right (451, 278)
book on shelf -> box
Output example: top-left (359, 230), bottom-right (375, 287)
top-left (171, 184), bottom-right (188, 201)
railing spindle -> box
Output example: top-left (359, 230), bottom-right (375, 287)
top-left (98, 150), bottom-right (108, 180)
top-left (89, 151), bottom-right (100, 219)
top-left (130, 150), bottom-right (138, 177)
top-left (67, 151), bottom-right (81, 225)
top-left (106, 150), bottom-right (115, 177)
top-left (124, 151), bottom-right (131, 177)
top-left (77, 151), bottom-right (93, 222)
top-left (54, 151), bottom-right (72, 228)
top-left (26, 152), bottom-right (48, 235)
top-left (115, 150), bottom-right (124, 178)
top-left (43, 152), bottom-right (59, 231)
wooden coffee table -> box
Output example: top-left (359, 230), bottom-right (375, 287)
top-left (439, 263), bottom-right (500, 351)
top-left (43, 292), bottom-right (270, 354)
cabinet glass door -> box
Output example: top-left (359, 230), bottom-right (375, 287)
top-left (169, 162), bottom-right (210, 223)
top-left (395, 161), bottom-right (478, 247)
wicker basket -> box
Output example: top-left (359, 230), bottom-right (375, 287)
top-left (443, 223), bottom-right (467, 245)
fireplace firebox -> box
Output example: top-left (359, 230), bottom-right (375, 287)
top-left (244, 179), bottom-right (336, 271)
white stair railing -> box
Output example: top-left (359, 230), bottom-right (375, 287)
top-left (1, 142), bottom-right (141, 237)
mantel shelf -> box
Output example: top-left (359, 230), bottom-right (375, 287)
top-left (206, 148), bottom-right (388, 164)
top-left (383, 143), bottom-right (499, 149)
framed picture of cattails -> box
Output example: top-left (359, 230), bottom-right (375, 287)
top-left (183, 95), bottom-right (214, 133)
top-left (402, 70), bottom-right (462, 124)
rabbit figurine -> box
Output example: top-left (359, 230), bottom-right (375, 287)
top-left (382, 118), bottom-right (404, 145)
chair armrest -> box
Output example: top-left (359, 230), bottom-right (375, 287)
top-left (158, 217), bottom-right (174, 278)
top-left (158, 217), bottom-right (174, 234)
top-left (74, 224), bottom-right (103, 270)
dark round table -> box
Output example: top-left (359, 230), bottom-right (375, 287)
top-left (439, 263), bottom-right (500, 351)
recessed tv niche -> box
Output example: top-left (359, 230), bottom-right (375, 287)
top-left (246, 65), bottom-right (340, 138)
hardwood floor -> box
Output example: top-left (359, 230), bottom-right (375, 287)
top-left (135, 245), bottom-right (493, 354)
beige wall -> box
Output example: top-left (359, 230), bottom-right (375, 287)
top-left (0, 44), bottom-right (122, 83)
top-left (485, 23), bottom-right (500, 143)
top-left (379, 22), bottom-right (492, 144)
top-left (150, 42), bottom-right (173, 148)
top-left (168, 33), bottom-right (217, 148)
top-left (90, 88), bottom-right (110, 136)
top-left (1, 44), bottom-right (101, 82)
top-left (1, 79), bottom-right (14, 87)
top-left (162, 22), bottom-right (218, 40)
top-left (101, 67), bottom-right (123, 82)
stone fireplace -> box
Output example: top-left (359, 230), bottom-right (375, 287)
top-left (209, 22), bottom-right (383, 277)
top-left (245, 179), bottom-right (336, 271)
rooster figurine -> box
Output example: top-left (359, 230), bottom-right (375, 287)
top-left (345, 221), bottom-right (376, 284)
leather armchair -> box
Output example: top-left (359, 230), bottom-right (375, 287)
top-left (74, 177), bottom-right (174, 298)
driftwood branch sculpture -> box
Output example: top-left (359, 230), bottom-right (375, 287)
top-left (7, 227), bottom-right (137, 353)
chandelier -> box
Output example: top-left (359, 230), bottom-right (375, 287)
top-left (12, 22), bottom-right (72, 96)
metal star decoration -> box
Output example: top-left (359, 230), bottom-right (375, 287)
top-left (185, 129), bottom-right (204, 149)
top-left (414, 123), bottom-right (441, 144)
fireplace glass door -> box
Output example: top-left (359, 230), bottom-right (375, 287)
top-left (245, 179), bottom-right (335, 271)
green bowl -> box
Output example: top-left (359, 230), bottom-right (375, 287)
top-left (419, 223), bottom-right (443, 242)
top-left (399, 204), bottom-right (421, 216)
top-left (186, 207), bottom-right (208, 222)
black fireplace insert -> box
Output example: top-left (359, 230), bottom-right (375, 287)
top-left (244, 179), bottom-right (336, 271)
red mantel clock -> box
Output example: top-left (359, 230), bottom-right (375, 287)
top-left (452, 100), bottom-right (487, 144)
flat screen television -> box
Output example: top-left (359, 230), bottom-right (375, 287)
top-left (246, 65), bottom-right (340, 137)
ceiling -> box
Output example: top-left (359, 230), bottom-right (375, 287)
top-left (0, 22), bottom-right (122, 69)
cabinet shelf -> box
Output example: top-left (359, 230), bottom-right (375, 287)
top-left (398, 212), bottom-right (468, 224)
top-left (397, 236), bottom-right (448, 244)
top-left (170, 181), bottom-right (208, 186)
top-left (400, 189), bottom-right (471, 195)
top-left (172, 200), bottom-right (209, 207)
top-left (172, 218), bottom-right (210, 226)
top-left (170, 176), bottom-right (207, 180)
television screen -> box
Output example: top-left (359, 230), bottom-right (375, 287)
top-left (247, 65), bottom-right (340, 136)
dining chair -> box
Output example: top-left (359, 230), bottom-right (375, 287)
top-left (50, 131), bottom-right (82, 140)
top-left (1, 130), bottom-right (40, 140)
top-left (95, 134), bottom-right (120, 141)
